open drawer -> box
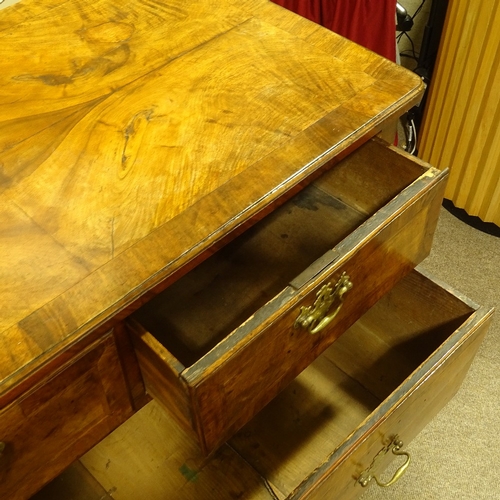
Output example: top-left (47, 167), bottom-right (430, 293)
top-left (80, 268), bottom-right (493, 499)
top-left (226, 268), bottom-right (494, 499)
top-left (126, 138), bottom-right (448, 454)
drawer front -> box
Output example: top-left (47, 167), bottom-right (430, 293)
top-left (0, 333), bottom-right (133, 500)
top-left (183, 168), bottom-right (446, 454)
top-left (128, 140), bottom-right (448, 455)
top-left (291, 284), bottom-right (492, 499)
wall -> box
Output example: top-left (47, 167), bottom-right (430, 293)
top-left (419, 0), bottom-right (500, 225)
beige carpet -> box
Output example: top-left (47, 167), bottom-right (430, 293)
top-left (361, 207), bottom-right (500, 500)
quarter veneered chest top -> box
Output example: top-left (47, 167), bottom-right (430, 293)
top-left (0, 0), bottom-right (423, 397)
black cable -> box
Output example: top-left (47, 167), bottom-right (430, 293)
top-left (226, 443), bottom-right (281, 500)
top-left (411, 0), bottom-right (428, 20)
top-left (398, 32), bottom-right (418, 62)
top-left (400, 52), bottom-right (419, 64)
top-left (398, 29), bottom-right (415, 51)
top-left (397, 1), bottom-right (428, 69)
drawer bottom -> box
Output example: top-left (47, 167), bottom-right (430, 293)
top-left (42, 270), bottom-right (491, 500)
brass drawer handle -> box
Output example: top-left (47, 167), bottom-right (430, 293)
top-left (358, 435), bottom-right (411, 488)
top-left (294, 272), bottom-right (353, 334)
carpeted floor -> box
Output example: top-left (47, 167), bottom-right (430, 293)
top-left (361, 206), bottom-right (500, 500)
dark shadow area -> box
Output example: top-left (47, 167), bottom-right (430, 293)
top-left (443, 199), bottom-right (500, 238)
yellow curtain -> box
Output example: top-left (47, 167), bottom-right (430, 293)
top-left (419, 0), bottom-right (500, 226)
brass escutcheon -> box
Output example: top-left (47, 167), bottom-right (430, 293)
top-left (358, 435), bottom-right (411, 488)
top-left (294, 272), bottom-right (353, 334)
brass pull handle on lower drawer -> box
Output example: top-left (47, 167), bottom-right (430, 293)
top-left (358, 436), bottom-right (411, 488)
top-left (294, 272), bottom-right (353, 334)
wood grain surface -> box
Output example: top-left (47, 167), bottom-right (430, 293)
top-left (0, 0), bottom-right (424, 400)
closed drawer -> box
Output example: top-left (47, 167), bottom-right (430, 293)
top-left (0, 333), bottom-right (133, 500)
top-left (126, 138), bottom-right (448, 454)
top-left (79, 269), bottom-right (493, 500)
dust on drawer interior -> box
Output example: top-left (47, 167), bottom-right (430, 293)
top-left (133, 141), bottom-right (428, 367)
top-left (227, 271), bottom-right (475, 496)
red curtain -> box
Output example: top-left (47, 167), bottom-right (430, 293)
top-left (271, 0), bottom-right (397, 61)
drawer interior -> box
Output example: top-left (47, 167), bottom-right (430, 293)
top-left (132, 140), bottom-right (427, 367)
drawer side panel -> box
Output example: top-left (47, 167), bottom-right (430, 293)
top-left (127, 320), bottom-right (194, 435)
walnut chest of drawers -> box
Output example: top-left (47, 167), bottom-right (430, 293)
top-left (0, 0), bottom-right (493, 499)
